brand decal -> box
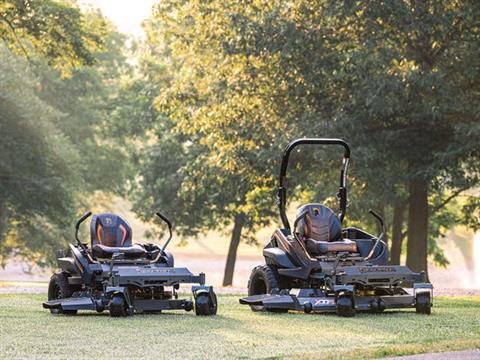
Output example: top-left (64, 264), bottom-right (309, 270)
top-left (314, 299), bottom-right (335, 306)
top-left (137, 268), bottom-right (176, 273)
top-left (358, 267), bottom-right (396, 273)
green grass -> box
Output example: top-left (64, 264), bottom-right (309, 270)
top-left (0, 281), bottom-right (47, 288)
top-left (0, 294), bottom-right (479, 359)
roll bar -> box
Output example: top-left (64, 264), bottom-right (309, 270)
top-left (75, 211), bottom-right (92, 249)
top-left (277, 138), bottom-right (351, 229)
top-left (151, 211), bottom-right (173, 264)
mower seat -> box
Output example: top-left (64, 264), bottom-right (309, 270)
top-left (295, 204), bottom-right (358, 255)
top-left (92, 243), bottom-right (147, 260)
top-left (90, 213), bottom-right (146, 260)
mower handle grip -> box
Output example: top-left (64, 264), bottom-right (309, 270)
top-left (365, 209), bottom-right (386, 261)
top-left (76, 211), bottom-right (92, 230)
top-left (75, 211), bottom-right (92, 247)
top-left (368, 209), bottom-right (384, 227)
top-left (153, 212), bottom-right (174, 263)
top-left (156, 212), bottom-right (172, 229)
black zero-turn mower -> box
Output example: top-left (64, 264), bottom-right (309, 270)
top-left (240, 138), bottom-right (433, 316)
top-left (43, 211), bottom-right (217, 317)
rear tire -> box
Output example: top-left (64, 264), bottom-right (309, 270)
top-left (109, 295), bottom-right (128, 317)
top-left (195, 293), bottom-right (217, 316)
top-left (247, 265), bottom-right (287, 312)
top-left (415, 292), bottom-right (431, 315)
top-left (47, 272), bottom-right (77, 315)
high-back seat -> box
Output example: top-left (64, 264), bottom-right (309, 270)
top-left (90, 213), bottom-right (146, 259)
top-left (294, 204), bottom-right (357, 255)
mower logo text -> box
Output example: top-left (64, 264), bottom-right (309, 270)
top-left (314, 299), bottom-right (335, 306)
top-left (137, 268), bottom-right (176, 273)
top-left (358, 267), bottom-right (396, 273)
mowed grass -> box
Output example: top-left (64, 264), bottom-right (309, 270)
top-left (0, 294), bottom-right (479, 359)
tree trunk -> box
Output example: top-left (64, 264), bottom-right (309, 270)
top-left (222, 213), bottom-right (246, 286)
top-left (389, 200), bottom-right (406, 265)
top-left (0, 200), bottom-right (6, 244)
top-left (406, 178), bottom-right (429, 273)
top-left (0, 200), bottom-right (7, 265)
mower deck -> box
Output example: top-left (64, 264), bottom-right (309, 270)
top-left (240, 284), bottom-right (432, 314)
top-left (43, 262), bottom-right (214, 314)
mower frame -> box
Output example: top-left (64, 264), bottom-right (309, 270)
top-left (43, 211), bottom-right (217, 317)
top-left (240, 138), bottom-right (433, 316)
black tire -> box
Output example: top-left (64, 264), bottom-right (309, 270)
top-left (47, 272), bottom-right (77, 315)
top-left (195, 293), bottom-right (217, 316)
top-left (415, 292), bottom-right (431, 315)
top-left (184, 300), bottom-right (193, 312)
top-left (247, 265), bottom-right (287, 312)
top-left (109, 295), bottom-right (128, 317)
top-left (303, 302), bottom-right (313, 314)
top-left (368, 298), bottom-right (385, 313)
top-left (337, 295), bottom-right (355, 317)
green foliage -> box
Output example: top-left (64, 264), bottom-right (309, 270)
top-left (0, 0), bottom-right (106, 76)
top-left (133, 1), bottom-right (303, 244)
top-left (0, 46), bottom-right (80, 264)
top-left (0, 5), bottom-right (131, 265)
top-left (137, 0), bottom-right (480, 269)
top-left (36, 26), bottom-right (132, 194)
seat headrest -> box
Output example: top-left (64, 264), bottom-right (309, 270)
top-left (90, 213), bottom-right (132, 247)
top-left (295, 204), bottom-right (342, 242)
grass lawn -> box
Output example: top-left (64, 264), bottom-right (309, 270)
top-left (0, 294), bottom-right (479, 359)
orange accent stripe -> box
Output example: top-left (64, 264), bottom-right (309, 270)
top-left (119, 224), bottom-right (127, 246)
top-left (97, 224), bottom-right (103, 244)
top-left (74, 258), bottom-right (84, 273)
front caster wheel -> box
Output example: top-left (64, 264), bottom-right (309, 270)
top-left (184, 300), bottom-right (193, 312)
top-left (415, 292), bottom-right (431, 315)
top-left (337, 295), bottom-right (355, 317)
top-left (195, 293), bottom-right (217, 316)
top-left (109, 295), bottom-right (128, 317)
top-left (303, 302), bottom-right (313, 314)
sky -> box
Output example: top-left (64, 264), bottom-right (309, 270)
top-left (80, 0), bottom-right (157, 38)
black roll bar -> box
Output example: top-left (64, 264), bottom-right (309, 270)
top-left (277, 138), bottom-right (351, 230)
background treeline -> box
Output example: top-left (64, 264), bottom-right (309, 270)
top-left (1, 0), bottom-right (479, 285)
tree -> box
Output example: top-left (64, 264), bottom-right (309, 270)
top-left (133, 0), bottom-right (479, 282)
top-left (327, 1), bottom-right (480, 272)
top-left (131, 1), bottom-right (304, 285)
top-left (36, 26), bottom-right (132, 195)
top-left (0, 4), bottom-right (131, 264)
top-left (0, 46), bottom-right (80, 264)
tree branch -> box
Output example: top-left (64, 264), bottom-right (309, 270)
top-left (0, 14), bottom-right (32, 62)
top-left (432, 188), bottom-right (466, 213)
